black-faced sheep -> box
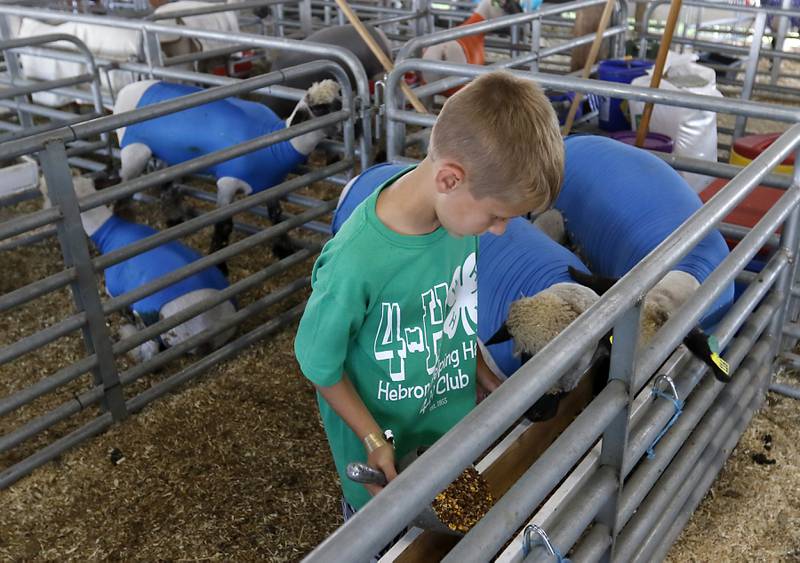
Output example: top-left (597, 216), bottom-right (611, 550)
top-left (113, 78), bottom-right (342, 267)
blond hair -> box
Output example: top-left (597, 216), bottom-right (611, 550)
top-left (429, 71), bottom-right (564, 211)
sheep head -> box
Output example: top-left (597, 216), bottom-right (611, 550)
top-left (640, 270), bottom-right (700, 346)
top-left (488, 282), bottom-right (599, 421)
top-left (476, 0), bottom-right (522, 19)
top-left (287, 79), bottom-right (343, 155)
top-left (505, 282), bottom-right (599, 372)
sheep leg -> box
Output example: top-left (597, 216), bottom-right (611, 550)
top-left (209, 219), bottom-right (234, 277)
top-left (161, 182), bottom-right (187, 227)
top-left (116, 142), bottom-right (152, 220)
top-left (267, 200), bottom-right (297, 259)
top-left (118, 322), bottom-right (160, 364)
top-left (212, 177), bottom-right (253, 276)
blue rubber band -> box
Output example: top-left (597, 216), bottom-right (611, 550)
top-left (646, 387), bottom-right (685, 459)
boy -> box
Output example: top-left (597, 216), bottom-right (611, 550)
top-left (294, 71), bottom-right (564, 516)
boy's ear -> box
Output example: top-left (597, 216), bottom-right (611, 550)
top-left (434, 160), bottom-right (466, 194)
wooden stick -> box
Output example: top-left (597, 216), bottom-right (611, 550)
top-left (635, 0), bottom-right (683, 147)
top-left (561, 0), bottom-right (616, 136)
top-left (333, 0), bottom-right (428, 114)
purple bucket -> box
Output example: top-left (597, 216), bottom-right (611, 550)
top-left (608, 131), bottom-right (673, 153)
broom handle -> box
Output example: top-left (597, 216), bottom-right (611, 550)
top-left (635, 0), bottom-right (683, 147)
top-left (334, 0), bottom-right (428, 114)
top-left (561, 0), bottom-right (617, 136)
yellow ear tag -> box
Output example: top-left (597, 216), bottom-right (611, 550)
top-left (710, 352), bottom-right (730, 375)
top-left (609, 335), bottom-right (613, 345)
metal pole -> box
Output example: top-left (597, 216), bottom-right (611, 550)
top-left (38, 140), bottom-right (128, 422)
top-left (0, 15), bottom-right (34, 131)
top-left (594, 304), bottom-right (641, 559)
top-left (770, 0), bottom-right (791, 86)
top-left (733, 10), bottom-right (767, 141)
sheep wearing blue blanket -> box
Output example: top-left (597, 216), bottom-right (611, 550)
top-left (535, 135), bottom-right (734, 345)
top-left (334, 163), bottom-right (602, 420)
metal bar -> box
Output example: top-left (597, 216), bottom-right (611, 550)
top-left (0, 225), bottom-right (57, 252)
top-left (440, 381), bottom-right (627, 562)
top-left (396, 0), bottom-right (617, 61)
top-left (633, 180), bottom-right (800, 391)
top-left (615, 338), bottom-right (773, 561)
top-left (385, 60), bottom-right (800, 161)
top-left (568, 523), bottom-right (611, 563)
top-left (0, 62), bottom-right (351, 160)
top-left (0, 15), bottom-right (34, 130)
top-left (126, 301), bottom-right (305, 413)
top-left (0, 276), bottom-right (308, 453)
top-left (0, 269), bottom-right (75, 314)
top-left (733, 11), bottom-right (767, 141)
top-left (646, 367), bottom-right (767, 561)
top-left (770, 148), bottom-right (800, 355)
top-left (91, 162), bottom-right (348, 280)
top-left (624, 253), bottom-right (785, 478)
top-left (316, 85), bottom-right (800, 558)
top-left (0, 412), bottom-right (113, 490)
top-left (594, 304), bottom-right (640, 554)
top-left (147, 0), bottom-right (284, 19)
top-left (525, 467), bottom-right (617, 562)
top-left (618, 295), bottom-right (779, 532)
top-left (409, 25), bottom-right (627, 99)
top-left (632, 358), bottom-right (771, 562)
top-left (38, 140), bottom-right (127, 422)
top-left (769, 382), bottom-right (800, 400)
top-left (0, 73), bottom-right (95, 99)
top-left (113, 244), bottom-right (317, 355)
top-left (0, 5), bottom-right (373, 168)
top-left (0, 312), bottom-right (86, 366)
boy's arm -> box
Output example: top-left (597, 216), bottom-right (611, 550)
top-left (476, 345), bottom-right (502, 400)
top-left (316, 375), bottom-right (398, 496)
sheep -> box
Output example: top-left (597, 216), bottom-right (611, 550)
top-left (41, 174), bottom-right (236, 363)
top-left (420, 0), bottom-right (522, 92)
top-left (265, 23), bottom-right (392, 118)
top-left (534, 135), bottom-right (735, 350)
top-left (332, 163), bottom-right (603, 421)
top-left (3, 2), bottom-right (245, 108)
top-left (112, 77), bottom-right (342, 269)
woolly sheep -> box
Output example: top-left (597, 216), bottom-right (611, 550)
top-left (535, 135), bottom-right (734, 347)
top-left (333, 163), bottom-right (602, 421)
top-left (113, 78), bottom-right (342, 267)
top-left (41, 174), bottom-right (236, 363)
top-left (420, 0), bottom-right (521, 91)
top-left (266, 23), bottom-right (392, 118)
top-left (4, 2), bottom-right (244, 109)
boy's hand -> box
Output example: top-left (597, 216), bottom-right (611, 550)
top-left (365, 444), bottom-right (397, 496)
top-left (476, 345), bottom-right (502, 402)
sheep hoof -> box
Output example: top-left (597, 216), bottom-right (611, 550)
top-left (523, 392), bottom-right (564, 422)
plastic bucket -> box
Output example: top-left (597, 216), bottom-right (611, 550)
top-left (597, 59), bottom-right (653, 131)
top-left (730, 132), bottom-right (796, 175)
top-left (608, 130), bottom-right (673, 153)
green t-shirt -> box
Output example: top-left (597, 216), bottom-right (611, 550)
top-left (294, 167), bottom-right (478, 510)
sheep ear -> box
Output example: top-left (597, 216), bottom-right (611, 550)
top-left (568, 266), bottom-right (619, 296)
top-left (683, 326), bottom-right (732, 383)
top-left (486, 323), bottom-right (513, 345)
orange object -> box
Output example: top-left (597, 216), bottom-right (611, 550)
top-left (700, 177), bottom-right (783, 257)
top-left (456, 12), bottom-right (487, 67)
top-left (439, 13), bottom-right (487, 97)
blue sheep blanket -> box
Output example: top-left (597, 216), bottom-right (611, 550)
top-left (91, 216), bottom-right (229, 326)
top-left (121, 81), bottom-right (307, 193)
top-left (557, 135), bottom-right (734, 328)
top-left (332, 163), bottom-right (591, 377)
